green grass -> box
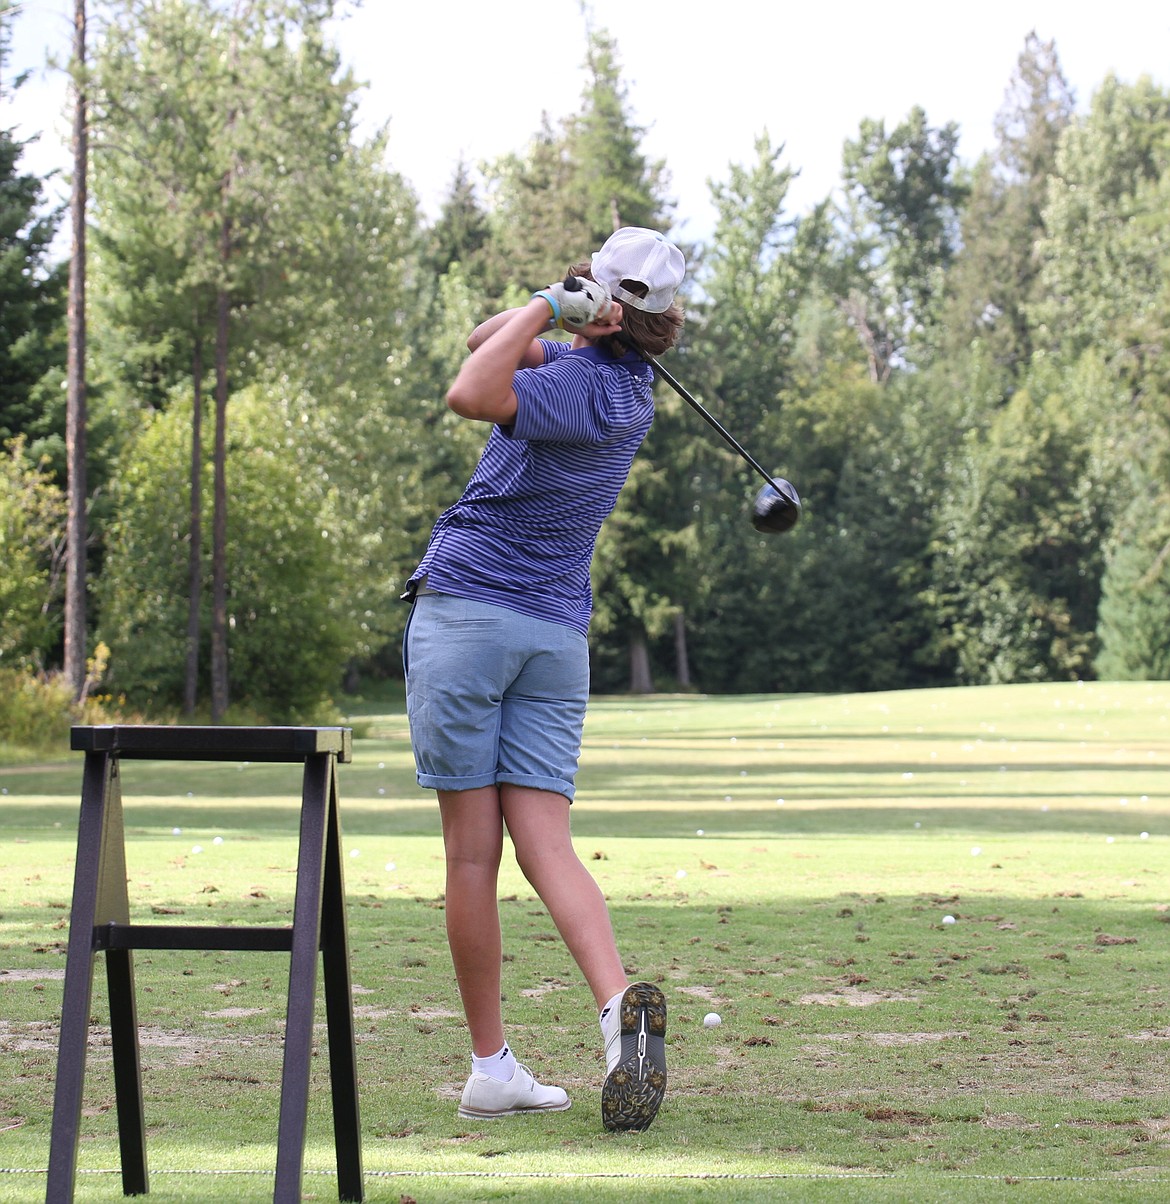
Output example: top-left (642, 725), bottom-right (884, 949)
top-left (1, 681), bottom-right (1168, 1201)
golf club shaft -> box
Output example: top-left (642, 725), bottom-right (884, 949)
top-left (622, 340), bottom-right (779, 489)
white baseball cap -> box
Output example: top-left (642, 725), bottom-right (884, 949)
top-left (591, 227), bottom-right (685, 313)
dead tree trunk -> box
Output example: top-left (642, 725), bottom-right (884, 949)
top-left (628, 633), bottom-right (654, 694)
top-left (63, 0), bottom-right (88, 698)
top-left (184, 332), bottom-right (204, 717)
top-left (673, 610), bottom-right (691, 689)
top-left (209, 257), bottom-right (230, 722)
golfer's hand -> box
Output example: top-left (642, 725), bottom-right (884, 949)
top-left (534, 276), bottom-right (615, 330)
top-left (573, 299), bottom-right (623, 337)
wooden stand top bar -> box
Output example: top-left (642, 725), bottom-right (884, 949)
top-left (71, 724), bottom-right (353, 763)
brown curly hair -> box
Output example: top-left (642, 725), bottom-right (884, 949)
top-left (568, 260), bottom-right (684, 359)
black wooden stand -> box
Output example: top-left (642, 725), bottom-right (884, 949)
top-left (46, 726), bottom-right (363, 1202)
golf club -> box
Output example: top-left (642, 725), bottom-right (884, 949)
top-left (627, 345), bottom-right (801, 534)
top-left (561, 275), bottom-right (801, 534)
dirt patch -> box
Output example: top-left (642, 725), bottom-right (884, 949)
top-left (519, 980), bottom-right (572, 1000)
top-left (0, 1019), bottom-right (279, 1063)
top-left (202, 1007), bottom-right (267, 1018)
top-left (1125, 1029), bottom-right (1170, 1041)
top-left (983, 1112), bottom-right (1041, 1130)
top-left (134, 1026), bottom-right (282, 1066)
top-left (797, 986), bottom-right (919, 1006)
top-left (354, 1005), bottom-right (460, 1021)
top-left (0, 1020), bottom-right (59, 1052)
top-left (1142, 1118), bottom-right (1170, 1143)
top-left (863, 1106), bottom-right (932, 1124)
top-left (802, 1101), bottom-right (932, 1125)
top-left (676, 984), bottom-right (720, 1001)
top-left (0, 968), bottom-right (65, 981)
top-left (820, 1030), bottom-right (968, 1046)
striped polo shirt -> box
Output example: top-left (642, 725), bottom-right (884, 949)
top-left (408, 339), bottom-right (655, 635)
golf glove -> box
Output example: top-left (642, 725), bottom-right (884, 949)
top-left (534, 276), bottom-right (612, 329)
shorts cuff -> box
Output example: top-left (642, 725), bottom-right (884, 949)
top-left (416, 771), bottom-right (498, 792)
top-left (497, 773), bottom-right (576, 802)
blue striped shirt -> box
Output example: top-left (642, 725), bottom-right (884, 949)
top-left (408, 339), bottom-right (655, 634)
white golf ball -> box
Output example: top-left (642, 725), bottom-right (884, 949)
top-left (703, 1012), bottom-right (721, 1027)
top-left (942, 914), bottom-right (956, 925)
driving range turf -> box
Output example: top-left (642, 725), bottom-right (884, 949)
top-left (0, 680), bottom-right (1167, 1201)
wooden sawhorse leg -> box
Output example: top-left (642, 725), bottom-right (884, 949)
top-left (46, 726), bottom-right (362, 1204)
top-left (47, 750), bottom-right (148, 1201)
top-left (274, 754), bottom-right (362, 1204)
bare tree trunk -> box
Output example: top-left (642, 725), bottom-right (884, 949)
top-left (184, 333), bottom-right (204, 717)
top-left (628, 633), bottom-right (654, 694)
top-left (841, 290), bottom-right (893, 385)
top-left (63, 0), bottom-right (88, 699)
top-left (673, 610), bottom-right (691, 689)
top-left (210, 259), bottom-right (230, 722)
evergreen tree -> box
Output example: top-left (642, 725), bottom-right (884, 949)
top-left (839, 106), bottom-right (966, 377)
top-left (929, 356), bottom-right (1113, 684)
top-left (0, 436), bottom-right (66, 668)
top-left (426, 158), bottom-right (493, 284)
top-left (1031, 74), bottom-right (1170, 362)
top-left (943, 32), bottom-right (1075, 377)
top-left (681, 135), bottom-right (817, 692)
top-left (569, 29), bottom-right (670, 238)
top-left (474, 24), bottom-right (679, 689)
top-left (1096, 468), bottom-right (1170, 679)
top-left (0, 2), bottom-right (67, 446)
top-left (482, 28), bottom-right (668, 292)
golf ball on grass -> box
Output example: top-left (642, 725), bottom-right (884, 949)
top-left (703, 1012), bottom-right (722, 1027)
top-left (942, 914), bottom-right (957, 925)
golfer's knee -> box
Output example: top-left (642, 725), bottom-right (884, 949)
top-left (446, 849), bottom-right (502, 886)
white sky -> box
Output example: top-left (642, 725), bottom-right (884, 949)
top-left (6, 0), bottom-right (1170, 247)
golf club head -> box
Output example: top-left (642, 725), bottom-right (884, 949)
top-left (752, 477), bottom-right (802, 534)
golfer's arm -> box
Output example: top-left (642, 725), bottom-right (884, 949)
top-left (447, 298), bottom-right (551, 423)
top-left (467, 307), bottom-right (547, 365)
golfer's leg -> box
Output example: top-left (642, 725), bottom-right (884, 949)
top-left (438, 786), bottom-right (506, 1056)
top-left (501, 785), bottom-right (627, 1009)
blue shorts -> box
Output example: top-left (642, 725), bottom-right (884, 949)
top-left (403, 592), bottom-right (589, 801)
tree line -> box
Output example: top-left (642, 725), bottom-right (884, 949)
top-left (3, 0), bottom-right (1169, 726)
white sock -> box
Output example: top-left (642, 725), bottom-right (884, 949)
top-left (472, 1043), bottom-right (517, 1083)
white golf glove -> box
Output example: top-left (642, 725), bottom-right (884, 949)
top-left (534, 276), bottom-right (613, 329)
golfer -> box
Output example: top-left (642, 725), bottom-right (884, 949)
top-left (402, 227), bottom-right (685, 1131)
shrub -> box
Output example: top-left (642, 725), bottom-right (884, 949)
top-left (0, 645), bottom-right (125, 763)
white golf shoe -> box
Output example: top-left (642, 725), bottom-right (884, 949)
top-left (458, 1062), bottom-right (571, 1118)
top-left (600, 982), bottom-right (667, 1131)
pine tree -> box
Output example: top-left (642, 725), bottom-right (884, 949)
top-left (944, 32), bottom-right (1075, 377)
top-left (0, 3), bottom-right (67, 445)
top-left (840, 106), bottom-right (966, 377)
top-left (1096, 472), bottom-right (1170, 679)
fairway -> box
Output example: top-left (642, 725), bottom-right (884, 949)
top-left (1, 681), bottom-right (1168, 1202)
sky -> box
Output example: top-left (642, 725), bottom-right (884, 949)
top-left (6, 0), bottom-right (1170, 249)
